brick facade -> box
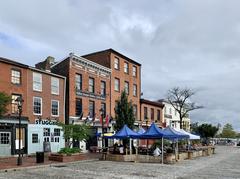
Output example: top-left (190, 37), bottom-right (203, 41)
top-left (83, 49), bottom-right (141, 121)
top-left (140, 99), bottom-right (164, 127)
top-left (52, 54), bottom-right (111, 124)
top-left (0, 57), bottom-right (65, 124)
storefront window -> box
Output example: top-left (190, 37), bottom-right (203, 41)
top-left (15, 128), bottom-right (25, 149)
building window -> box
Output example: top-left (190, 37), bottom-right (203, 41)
top-left (11, 94), bottom-right (21, 114)
top-left (11, 69), bottom-right (21, 85)
top-left (115, 101), bottom-right (118, 111)
top-left (114, 57), bottom-right (119, 70)
top-left (151, 108), bottom-right (154, 120)
top-left (124, 62), bottom-right (129, 74)
top-left (33, 72), bottom-right (42, 92)
top-left (76, 98), bottom-right (82, 116)
top-left (33, 97), bottom-right (42, 115)
top-left (51, 77), bottom-right (59, 95)
top-left (157, 110), bottom-right (161, 121)
top-left (101, 81), bottom-right (106, 96)
top-left (89, 77), bottom-right (95, 93)
top-left (0, 133), bottom-right (10, 144)
top-left (51, 100), bottom-right (59, 116)
top-left (43, 128), bottom-right (50, 142)
top-left (75, 74), bottom-right (82, 91)
top-left (101, 102), bottom-right (106, 118)
top-left (144, 107), bottom-right (148, 120)
top-left (32, 134), bottom-right (38, 143)
top-left (15, 128), bottom-right (25, 149)
top-left (164, 107), bottom-right (167, 114)
top-left (133, 66), bottom-right (137, 77)
top-left (175, 109), bottom-right (177, 116)
top-left (54, 128), bottom-right (60, 136)
top-left (169, 108), bottom-right (172, 114)
top-left (89, 101), bottom-right (95, 118)
top-left (114, 78), bottom-right (120, 92)
top-left (133, 84), bottom-right (137, 97)
top-left (133, 105), bottom-right (137, 119)
top-left (124, 81), bottom-right (129, 94)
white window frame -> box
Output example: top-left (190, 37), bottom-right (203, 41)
top-left (124, 81), bottom-right (129, 94)
top-left (51, 77), bottom-right (59, 95)
top-left (132, 66), bottom-right (137, 77)
top-left (124, 62), bottom-right (129, 74)
top-left (114, 78), bottom-right (120, 92)
top-left (51, 100), bottom-right (59, 117)
top-left (114, 57), bottom-right (119, 70)
top-left (133, 84), bottom-right (137, 97)
top-left (33, 72), bottom-right (42, 92)
top-left (33, 97), bottom-right (42, 115)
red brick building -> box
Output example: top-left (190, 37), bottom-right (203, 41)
top-left (0, 57), bottom-right (65, 156)
top-left (50, 53), bottom-right (112, 150)
top-left (140, 99), bottom-right (164, 127)
top-left (83, 49), bottom-right (141, 123)
top-left (139, 99), bottom-right (164, 147)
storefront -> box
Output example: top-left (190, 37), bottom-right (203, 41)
top-left (28, 120), bottom-right (64, 154)
top-left (0, 117), bottom-right (28, 156)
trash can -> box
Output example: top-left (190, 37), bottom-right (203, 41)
top-left (36, 152), bottom-right (44, 163)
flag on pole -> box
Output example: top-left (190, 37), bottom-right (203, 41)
top-left (105, 115), bottom-right (109, 127)
top-left (100, 114), bottom-right (103, 124)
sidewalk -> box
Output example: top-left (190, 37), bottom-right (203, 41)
top-left (0, 153), bottom-right (101, 171)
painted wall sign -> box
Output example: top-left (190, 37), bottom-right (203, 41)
top-left (35, 119), bottom-right (57, 125)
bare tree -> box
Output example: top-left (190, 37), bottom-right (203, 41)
top-left (167, 87), bottom-right (203, 129)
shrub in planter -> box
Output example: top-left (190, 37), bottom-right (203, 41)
top-left (58, 147), bottom-right (82, 155)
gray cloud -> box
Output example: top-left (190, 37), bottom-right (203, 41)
top-left (0, 0), bottom-right (240, 130)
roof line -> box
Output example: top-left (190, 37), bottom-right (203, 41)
top-left (82, 48), bottom-right (142, 66)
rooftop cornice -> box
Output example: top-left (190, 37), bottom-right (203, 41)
top-left (70, 53), bottom-right (112, 75)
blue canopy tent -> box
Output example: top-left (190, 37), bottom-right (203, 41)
top-left (140, 123), bottom-right (167, 164)
top-left (106, 125), bottom-right (141, 139)
top-left (163, 127), bottom-right (190, 160)
top-left (140, 123), bottom-right (165, 139)
top-left (137, 127), bottom-right (146, 134)
top-left (163, 127), bottom-right (189, 140)
top-left (105, 125), bottom-right (141, 155)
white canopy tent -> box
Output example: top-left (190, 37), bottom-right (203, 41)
top-left (176, 129), bottom-right (200, 140)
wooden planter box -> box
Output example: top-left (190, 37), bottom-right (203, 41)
top-left (49, 153), bottom-right (86, 162)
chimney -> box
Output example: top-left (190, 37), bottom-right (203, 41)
top-left (35, 56), bottom-right (55, 72)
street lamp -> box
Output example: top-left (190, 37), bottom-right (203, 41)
top-left (146, 119), bottom-right (149, 155)
top-left (99, 108), bottom-right (105, 158)
top-left (15, 96), bottom-right (24, 166)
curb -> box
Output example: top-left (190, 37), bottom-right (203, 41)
top-left (0, 158), bottom-right (99, 173)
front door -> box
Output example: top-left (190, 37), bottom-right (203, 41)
top-left (0, 132), bottom-right (11, 156)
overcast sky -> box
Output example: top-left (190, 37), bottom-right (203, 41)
top-left (0, 0), bottom-right (239, 130)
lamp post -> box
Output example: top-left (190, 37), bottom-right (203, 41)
top-left (146, 120), bottom-right (149, 155)
top-left (99, 108), bottom-right (105, 157)
top-left (15, 96), bottom-right (24, 166)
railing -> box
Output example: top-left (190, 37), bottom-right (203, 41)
top-left (76, 89), bottom-right (106, 100)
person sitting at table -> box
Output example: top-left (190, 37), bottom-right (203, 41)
top-left (119, 144), bottom-right (124, 154)
top-left (153, 146), bottom-right (161, 156)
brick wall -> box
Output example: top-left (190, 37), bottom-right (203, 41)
top-left (140, 100), bottom-right (164, 127)
top-left (0, 61), bottom-right (28, 117)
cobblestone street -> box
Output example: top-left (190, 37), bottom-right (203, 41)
top-left (0, 146), bottom-right (239, 179)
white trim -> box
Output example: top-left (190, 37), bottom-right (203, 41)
top-left (33, 72), bottom-right (42, 92)
top-left (51, 77), bottom-right (59, 95)
top-left (52, 53), bottom-right (111, 75)
top-left (51, 100), bottom-right (59, 117)
top-left (33, 97), bottom-right (42, 115)
top-left (29, 67), bottom-right (66, 79)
